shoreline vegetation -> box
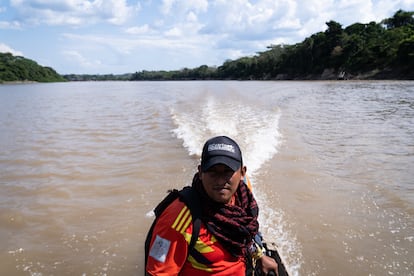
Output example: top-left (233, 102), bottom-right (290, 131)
top-left (1, 10), bottom-right (413, 83)
top-left (0, 53), bottom-right (66, 83)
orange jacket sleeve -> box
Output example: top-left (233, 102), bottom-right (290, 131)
top-left (146, 199), bottom-right (190, 276)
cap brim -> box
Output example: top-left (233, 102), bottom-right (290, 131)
top-left (201, 156), bottom-right (241, 171)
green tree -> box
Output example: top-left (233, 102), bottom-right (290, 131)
top-left (383, 10), bottom-right (414, 29)
top-left (0, 52), bottom-right (65, 82)
top-left (397, 36), bottom-right (414, 67)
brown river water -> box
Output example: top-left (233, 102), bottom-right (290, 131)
top-left (0, 81), bottom-right (413, 276)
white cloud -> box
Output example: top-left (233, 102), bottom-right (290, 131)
top-left (165, 27), bottom-right (183, 37)
top-left (9, 0), bottom-right (138, 26)
top-left (58, 30), bottom-right (220, 72)
top-left (180, 0), bottom-right (209, 13)
top-left (0, 20), bottom-right (22, 29)
top-left (186, 11), bottom-right (198, 22)
top-left (161, 0), bottom-right (208, 15)
top-left (62, 50), bottom-right (102, 68)
top-left (200, 0), bottom-right (300, 40)
top-left (99, 0), bottom-right (137, 25)
top-left (160, 0), bottom-right (176, 15)
top-left (0, 43), bottom-right (24, 56)
top-left (125, 24), bottom-right (153, 35)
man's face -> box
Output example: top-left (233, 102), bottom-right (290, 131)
top-left (199, 164), bottom-right (246, 204)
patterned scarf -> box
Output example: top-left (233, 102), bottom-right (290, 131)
top-left (191, 173), bottom-right (259, 257)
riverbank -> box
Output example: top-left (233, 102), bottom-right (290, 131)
top-left (274, 67), bottom-right (414, 81)
top-left (0, 80), bottom-right (38, 84)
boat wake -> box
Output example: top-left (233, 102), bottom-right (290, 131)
top-left (171, 92), bottom-right (281, 175)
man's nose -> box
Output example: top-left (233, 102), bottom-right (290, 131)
top-left (215, 173), bottom-right (231, 185)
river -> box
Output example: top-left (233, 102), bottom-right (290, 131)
top-left (0, 80), bottom-right (413, 275)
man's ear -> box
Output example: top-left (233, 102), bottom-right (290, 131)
top-left (241, 166), bottom-right (247, 177)
top-left (198, 165), bottom-right (202, 179)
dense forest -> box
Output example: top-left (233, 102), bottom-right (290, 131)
top-left (1, 10), bottom-right (413, 83)
top-left (0, 53), bottom-right (66, 83)
top-left (128, 9), bottom-right (414, 81)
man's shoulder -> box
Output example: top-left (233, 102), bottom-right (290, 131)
top-left (154, 186), bottom-right (200, 225)
top-left (166, 196), bottom-right (187, 212)
top-left (158, 196), bottom-right (187, 220)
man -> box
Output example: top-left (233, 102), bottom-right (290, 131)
top-left (146, 136), bottom-right (278, 275)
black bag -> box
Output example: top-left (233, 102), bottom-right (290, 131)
top-left (144, 186), bottom-right (201, 267)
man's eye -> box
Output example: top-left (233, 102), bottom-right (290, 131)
top-left (206, 170), bottom-right (234, 178)
top-left (207, 171), bottom-right (218, 176)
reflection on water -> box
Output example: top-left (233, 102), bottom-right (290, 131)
top-left (0, 81), bottom-right (413, 276)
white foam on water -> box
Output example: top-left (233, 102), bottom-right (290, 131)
top-left (171, 94), bottom-right (282, 173)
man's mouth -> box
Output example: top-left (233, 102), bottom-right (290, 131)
top-left (213, 185), bottom-right (230, 191)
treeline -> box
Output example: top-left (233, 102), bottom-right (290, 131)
top-left (130, 9), bottom-right (414, 80)
top-left (0, 53), bottom-right (66, 83)
top-left (63, 73), bottom-right (133, 81)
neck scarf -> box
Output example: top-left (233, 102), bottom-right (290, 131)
top-left (191, 173), bottom-right (259, 257)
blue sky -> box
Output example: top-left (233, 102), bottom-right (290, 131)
top-left (1, 0), bottom-right (413, 74)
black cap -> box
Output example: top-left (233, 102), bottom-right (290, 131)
top-left (201, 136), bottom-right (243, 171)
